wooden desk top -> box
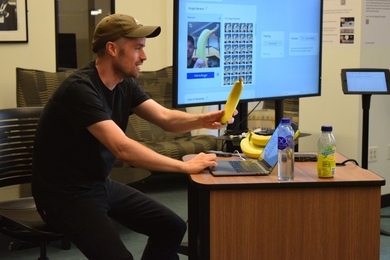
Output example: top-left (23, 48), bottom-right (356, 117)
top-left (183, 153), bottom-right (385, 190)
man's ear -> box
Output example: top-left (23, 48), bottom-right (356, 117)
top-left (106, 42), bottom-right (118, 56)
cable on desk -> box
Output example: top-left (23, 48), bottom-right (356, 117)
top-left (336, 159), bottom-right (359, 167)
top-left (234, 150), bottom-right (246, 160)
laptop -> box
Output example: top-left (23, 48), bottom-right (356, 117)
top-left (210, 122), bottom-right (297, 176)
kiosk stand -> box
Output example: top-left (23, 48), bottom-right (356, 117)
top-left (341, 68), bottom-right (390, 236)
top-left (361, 94), bottom-right (371, 169)
top-left (341, 68), bottom-right (390, 169)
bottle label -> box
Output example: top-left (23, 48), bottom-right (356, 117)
top-left (278, 135), bottom-right (293, 150)
top-left (317, 149), bottom-right (336, 178)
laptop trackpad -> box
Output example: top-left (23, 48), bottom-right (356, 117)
top-left (210, 160), bottom-right (235, 173)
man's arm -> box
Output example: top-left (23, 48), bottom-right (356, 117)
top-left (87, 119), bottom-right (218, 174)
top-left (132, 99), bottom-right (234, 133)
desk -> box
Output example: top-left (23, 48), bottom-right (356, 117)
top-left (183, 153), bottom-right (385, 260)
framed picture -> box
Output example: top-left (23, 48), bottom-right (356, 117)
top-left (0, 0), bottom-right (27, 43)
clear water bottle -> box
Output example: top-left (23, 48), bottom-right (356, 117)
top-left (278, 118), bottom-right (294, 181)
top-left (317, 126), bottom-right (336, 178)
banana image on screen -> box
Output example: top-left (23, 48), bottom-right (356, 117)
top-left (196, 26), bottom-right (218, 68)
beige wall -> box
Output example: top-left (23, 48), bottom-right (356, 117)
top-left (300, 47), bottom-right (362, 163)
top-left (0, 0), bottom-right (389, 193)
top-left (299, 0), bottom-right (390, 194)
top-left (116, 0), bottom-right (173, 71)
top-left (0, 0), bottom-right (56, 109)
top-left (360, 47), bottom-right (390, 193)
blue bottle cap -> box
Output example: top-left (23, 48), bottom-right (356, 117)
top-left (281, 118), bottom-right (291, 124)
top-left (321, 125), bottom-right (332, 131)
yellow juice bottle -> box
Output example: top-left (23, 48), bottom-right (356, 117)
top-left (317, 126), bottom-right (336, 178)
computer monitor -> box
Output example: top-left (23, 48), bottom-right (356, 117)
top-left (57, 33), bottom-right (77, 70)
top-left (172, 0), bottom-right (323, 108)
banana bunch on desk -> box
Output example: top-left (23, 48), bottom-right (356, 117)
top-left (240, 129), bottom-right (300, 159)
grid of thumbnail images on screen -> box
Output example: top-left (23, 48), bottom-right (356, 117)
top-left (223, 22), bottom-right (253, 86)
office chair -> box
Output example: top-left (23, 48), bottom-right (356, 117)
top-left (0, 107), bottom-right (69, 260)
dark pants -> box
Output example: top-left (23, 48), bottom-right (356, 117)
top-left (43, 179), bottom-right (186, 260)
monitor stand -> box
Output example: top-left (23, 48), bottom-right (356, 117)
top-left (226, 102), bottom-right (248, 135)
top-left (274, 99), bottom-right (284, 129)
top-left (223, 102), bottom-right (248, 152)
top-left (222, 100), bottom-right (285, 152)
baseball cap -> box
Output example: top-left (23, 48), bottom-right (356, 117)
top-left (92, 14), bottom-right (161, 53)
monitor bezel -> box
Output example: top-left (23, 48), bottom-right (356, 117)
top-left (172, 0), bottom-right (323, 108)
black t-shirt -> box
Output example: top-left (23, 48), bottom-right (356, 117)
top-left (32, 61), bottom-right (149, 212)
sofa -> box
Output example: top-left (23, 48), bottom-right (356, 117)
top-left (247, 99), bottom-right (299, 129)
top-left (16, 66), bottom-right (218, 170)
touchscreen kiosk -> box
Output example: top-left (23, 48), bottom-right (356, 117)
top-left (341, 68), bottom-right (390, 94)
top-left (340, 68), bottom-right (390, 170)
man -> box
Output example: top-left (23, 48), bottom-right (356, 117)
top-left (187, 35), bottom-right (205, 68)
top-left (32, 14), bottom-right (234, 260)
top-left (0, 0), bottom-right (17, 31)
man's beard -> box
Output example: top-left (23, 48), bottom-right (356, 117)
top-left (113, 50), bottom-right (139, 78)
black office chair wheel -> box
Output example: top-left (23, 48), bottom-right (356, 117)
top-left (381, 215), bottom-right (390, 236)
top-left (177, 241), bottom-right (188, 256)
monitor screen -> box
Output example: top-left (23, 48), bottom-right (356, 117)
top-left (57, 33), bottom-right (78, 70)
top-left (172, 0), bottom-right (323, 108)
top-left (341, 69), bottom-right (390, 94)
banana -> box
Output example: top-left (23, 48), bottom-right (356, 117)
top-left (250, 132), bottom-right (271, 146)
top-left (196, 26), bottom-right (218, 67)
top-left (240, 131), bottom-right (264, 159)
top-left (240, 128), bottom-right (301, 159)
top-left (294, 129), bottom-right (300, 140)
top-left (221, 77), bottom-right (244, 124)
top-left (251, 128), bottom-right (300, 146)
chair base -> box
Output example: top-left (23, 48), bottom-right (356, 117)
top-left (178, 241), bottom-right (188, 256)
top-left (381, 215), bottom-right (390, 236)
top-left (9, 240), bottom-right (40, 252)
top-left (381, 229), bottom-right (390, 236)
top-left (7, 238), bottom-right (71, 259)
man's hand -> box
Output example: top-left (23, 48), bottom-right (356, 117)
top-left (183, 152), bottom-right (218, 174)
top-left (193, 58), bottom-right (206, 68)
top-left (200, 109), bottom-right (238, 129)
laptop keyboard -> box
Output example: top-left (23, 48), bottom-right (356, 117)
top-left (229, 160), bottom-right (267, 173)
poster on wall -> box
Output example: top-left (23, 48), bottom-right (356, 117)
top-left (0, 0), bottom-right (27, 43)
top-left (362, 0), bottom-right (390, 46)
top-left (322, 0), bottom-right (359, 47)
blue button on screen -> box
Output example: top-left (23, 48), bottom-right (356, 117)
top-left (187, 72), bottom-right (214, 79)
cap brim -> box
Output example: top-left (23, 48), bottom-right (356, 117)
top-left (125, 26), bottom-right (161, 38)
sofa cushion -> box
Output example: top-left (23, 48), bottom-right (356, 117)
top-left (16, 67), bottom-right (75, 107)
